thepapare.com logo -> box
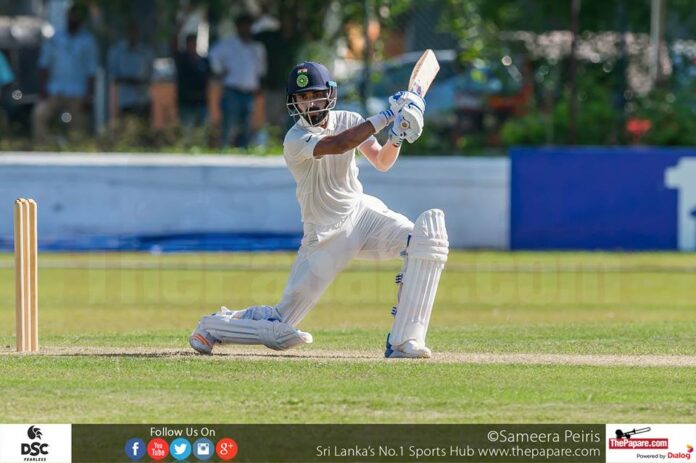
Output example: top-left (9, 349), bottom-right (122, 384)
top-left (21, 425), bottom-right (50, 461)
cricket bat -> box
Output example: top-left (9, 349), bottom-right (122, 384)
top-left (400, 49), bottom-right (439, 129)
top-left (408, 49), bottom-right (440, 98)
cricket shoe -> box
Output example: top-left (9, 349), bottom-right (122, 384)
top-left (384, 333), bottom-right (432, 359)
top-left (189, 324), bottom-right (219, 355)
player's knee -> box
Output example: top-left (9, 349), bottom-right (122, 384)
top-left (411, 209), bottom-right (449, 261)
top-left (241, 305), bottom-right (281, 321)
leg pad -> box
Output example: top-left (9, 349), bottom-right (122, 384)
top-left (389, 209), bottom-right (448, 348)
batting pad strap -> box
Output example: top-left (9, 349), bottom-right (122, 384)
top-left (408, 238), bottom-right (449, 261)
top-left (389, 209), bottom-right (448, 348)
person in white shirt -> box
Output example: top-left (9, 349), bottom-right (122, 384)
top-left (33, 5), bottom-right (98, 143)
top-left (209, 14), bottom-right (266, 149)
top-left (190, 61), bottom-right (449, 359)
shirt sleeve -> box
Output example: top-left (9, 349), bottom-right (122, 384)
top-left (284, 130), bottom-right (323, 163)
top-left (208, 43), bottom-right (224, 75)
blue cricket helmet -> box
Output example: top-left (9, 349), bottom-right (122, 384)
top-left (286, 61), bottom-right (337, 126)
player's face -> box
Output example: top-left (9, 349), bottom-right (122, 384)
top-left (294, 91), bottom-right (329, 113)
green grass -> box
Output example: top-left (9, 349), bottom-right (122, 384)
top-left (2, 357), bottom-right (694, 423)
top-left (1, 251), bottom-right (695, 422)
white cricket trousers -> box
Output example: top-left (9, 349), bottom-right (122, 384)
top-left (276, 194), bottom-right (414, 326)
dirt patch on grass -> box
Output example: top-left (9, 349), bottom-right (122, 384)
top-left (2, 345), bottom-right (696, 367)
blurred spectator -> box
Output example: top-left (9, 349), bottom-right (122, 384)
top-left (0, 49), bottom-right (14, 96)
top-left (33, 5), bottom-right (98, 143)
top-left (210, 14), bottom-right (266, 149)
top-left (0, 49), bottom-right (14, 129)
top-left (107, 24), bottom-right (155, 120)
top-left (252, 12), bottom-right (295, 131)
top-left (175, 34), bottom-right (210, 135)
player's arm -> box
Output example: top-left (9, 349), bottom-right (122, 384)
top-left (313, 110), bottom-right (393, 158)
top-left (359, 137), bottom-right (401, 172)
top-left (359, 92), bottom-right (426, 172)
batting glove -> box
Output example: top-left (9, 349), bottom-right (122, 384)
top-left (389, 90), bottom-right (426, 115)
top-left (388, 124), bottom-right (403, 148)
top-left (393, 104), bottom-right (424, 144)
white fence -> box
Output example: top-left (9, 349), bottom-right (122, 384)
top-left (0, 153), bottom-right (509, 249)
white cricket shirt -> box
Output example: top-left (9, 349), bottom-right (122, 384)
top-left (283, 110), bottom-right (377, 227)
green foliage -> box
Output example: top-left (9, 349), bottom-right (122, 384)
top-left (443, 0), bottom-right (499, 62)
top-left (14, 0), bottom-right (696, 153)
top-left (501, 66), bottom-right (620, 146)
top-left (0, 116), bottom-right (285, 155)
top-left (411, 125), bottom-right (453, 154)
top-left (631, 90), bottom-right (696, 146)
top-left (502, 83), bottom-right (696, 147)
top-left (499, 110), bottom-right (548, 145)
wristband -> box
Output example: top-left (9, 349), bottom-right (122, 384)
top-left (367, 109), bottom-right (394, 133)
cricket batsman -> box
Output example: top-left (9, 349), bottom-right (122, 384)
top-left (189, 61), bottom-right (448, 358)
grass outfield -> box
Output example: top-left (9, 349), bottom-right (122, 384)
top-left (1, 251), bottom-right (695, 422)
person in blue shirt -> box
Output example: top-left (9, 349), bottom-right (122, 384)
top-left (0, 49), bottom-right (14, 129)
top-left (107, 24), bottom-right (155, 119)
top-left (32, 5), bottom-right (98, 143)
top-left (0, 49), bottom-right (14, 94)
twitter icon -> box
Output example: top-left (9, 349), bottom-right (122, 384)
top-left (170, 438), bottom-right (192, 461)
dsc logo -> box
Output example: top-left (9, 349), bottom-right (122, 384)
top-left (21, 425), bottom-right (49, 457)
top-left (21, 442), bottom-right (49, 457)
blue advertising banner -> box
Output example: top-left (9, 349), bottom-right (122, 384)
top-left (510, 147), bottom-right (696, 251)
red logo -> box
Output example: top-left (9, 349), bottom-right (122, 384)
top-left (147, 438), bottom-right (169, 461)
top-left (216, 438), bottom-right (238, 461)
top-left (608, 438), bottom-right (669, 450)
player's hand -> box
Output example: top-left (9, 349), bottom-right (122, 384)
top-left (388, 91), bottom-right (425, 115)
top-left (393, 104), bottom-right (424, 144)
top-left (388, 124), bottom-right (403, 148)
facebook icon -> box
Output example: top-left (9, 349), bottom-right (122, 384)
top-left (125, 438), bottom-right (146, 461)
